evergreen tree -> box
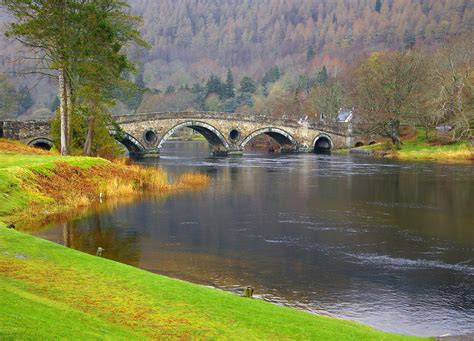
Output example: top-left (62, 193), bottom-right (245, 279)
top-left (224, 68), bottom-right (235, 98)
top-left (261, 66), bottom-right (281, 86)
top-left (206, 75), bottom-right (224, 98)
top-left (306, 46), bottom-right (315, 62)
top-left (239, 76), bottom-right (257, 94)
top-left (1, 0), bottom-right (147, 155)
top-left (375, 0), bottom-right (382, 13)
top-left (223, 98), bottom-right (237, 112)
top-left (317, 66), bottom-right (329, 85)
top-left (297, 75), bottom-right (315, 94)
top-left (165, 85), bottom-right (176, 94)
top-left (191, 83), bottom-right (206, 110)
top-left (236, 92), bottom-right (254, 107)
top-left (403, 30), bottom-right (416, 49)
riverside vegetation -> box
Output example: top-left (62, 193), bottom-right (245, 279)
top-left (0, 139), bottom-right (208, 227)
top-left (352, 129), bottom-right (473, 163)
top-left (0, 139), bottom-right (431, 339)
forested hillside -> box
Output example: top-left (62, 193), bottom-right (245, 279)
top-left (131, 0), bottom-right (472, 88)
top-left (0, 0), bottom-right (472, 118)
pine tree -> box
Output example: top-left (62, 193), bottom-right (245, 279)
top-left (317, 66), bottom-right (329, 85)
top-left (206, 75), bottom-right (224, 98)
top-left (224, 68), bottom-right (235, 98)
top-left (1, 0), bottom-right (146, 155)
top-left (375, 0), bottom-right (382, 13)
top-left (306, 46), bottom-right (315, 62)
top-left (239, 76), bottom-right (257, 94)
top-left (403, 30), bottom-right (416, 49)
top-left (261, 66), bottom-right (281, 86)
top-left (165, 85), bottom-right (176, 94)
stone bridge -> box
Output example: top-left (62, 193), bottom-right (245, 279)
top-left (1, 112), bottom-right (356, 157)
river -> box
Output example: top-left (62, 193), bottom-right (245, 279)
top-left (35, 141), bottom-right (474, 337)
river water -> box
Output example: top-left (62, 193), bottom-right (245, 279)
top-left (35, 141), bottom-right (474, 337)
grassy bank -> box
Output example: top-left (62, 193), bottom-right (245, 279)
top-left (355, 132), bottom-right (473, 163)
top-left (0, 228), bottom-right (427, 340)
top-left (0, 139), bottom-right (207, 227)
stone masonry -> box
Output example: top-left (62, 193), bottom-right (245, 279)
top-left (1, 112), bottom-right (356, 157)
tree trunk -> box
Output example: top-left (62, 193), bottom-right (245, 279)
top-left (58, 69), bottom-right (68, 156)
top-left (66, 79), bottom-right (73, 148)
top-left (386, 119), bottom-right (401, 147)
top-left (83, 114), bottom-right (95, 156)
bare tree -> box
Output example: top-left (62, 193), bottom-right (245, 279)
top-left (350, 51), bottom-right (431, 146)
top-left (431, 34), bottom-right (473, 141)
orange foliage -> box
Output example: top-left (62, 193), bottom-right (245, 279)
top-left (0, 139), bottom-right (56, 155)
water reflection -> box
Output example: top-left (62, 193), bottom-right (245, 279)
top-left (35, 141), bottom-right (474, 337)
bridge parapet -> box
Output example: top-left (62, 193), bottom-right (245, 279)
top-left (2, 112), bottom-right (358, 157)
top-left (1, 119), bottom-right (52, 143)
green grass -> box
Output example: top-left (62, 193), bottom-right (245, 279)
top-left (358, 131), bottom-right (472, 162)
top-left (0, 229), bottom-right (427, 340)
top-left (396, 135), bottom-right (472, 161)
top-left (0, 152), bottom-right (107, 218)
top-left (190, 133), bottom-right (206, 141)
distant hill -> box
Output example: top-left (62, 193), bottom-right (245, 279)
top-left (0, 0), bottom-right (472, 117)
top-left (129, 0), bottom-right (473, 88)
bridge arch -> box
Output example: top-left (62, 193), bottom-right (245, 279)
top-left (27, 137), bottom-right (54, 151)
top-left (158, 121), bottom-right (229, 150)
top-left (111, 131), bottom-right (146, 157)
top-left (240, 127), bottom-right (298, 151)
top-left (313, 133), bottom-right (333, 154)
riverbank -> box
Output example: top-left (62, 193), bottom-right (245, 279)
top-left (0, 139), bottom-right (207, 228)
top-left (0, 139), bottom-right (429, 339)
top-left (351, 133), bottom-right (473, 163)
top-left (0, 228), bottom-right (427, 339)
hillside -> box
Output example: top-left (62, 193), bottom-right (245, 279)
top-left (0, 0), bottom-right (472, 118)
top-left (130, 0), bottom-right (473, 88)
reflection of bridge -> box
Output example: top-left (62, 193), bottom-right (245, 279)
top-left (1, 112), bottom-right (355, 157)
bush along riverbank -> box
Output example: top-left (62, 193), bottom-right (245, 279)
top-left (351, 131), bottom-right (473, 163)
top-left (0, 139), bottom-right (428, 339)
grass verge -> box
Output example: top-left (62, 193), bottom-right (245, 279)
top-left (0, 228), bottom-right (428, 340)
top-left (356, 132), bottom-right (473, 163)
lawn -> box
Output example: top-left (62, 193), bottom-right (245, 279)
top-left (0, 229), bottom-right (427, 340)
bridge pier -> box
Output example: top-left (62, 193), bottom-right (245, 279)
top-left (212, 150), bottom-right (229, 156)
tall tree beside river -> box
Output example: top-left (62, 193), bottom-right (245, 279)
top-left (0, 0), bottom-right (147, 156)
top-left (350, 51), bottom-right (431, 146)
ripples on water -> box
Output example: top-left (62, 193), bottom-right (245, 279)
top-left (36, 141), bottom-right (474, 337)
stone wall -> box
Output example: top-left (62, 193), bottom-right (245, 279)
top-left (1, 120), bottom-right (52, 145)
